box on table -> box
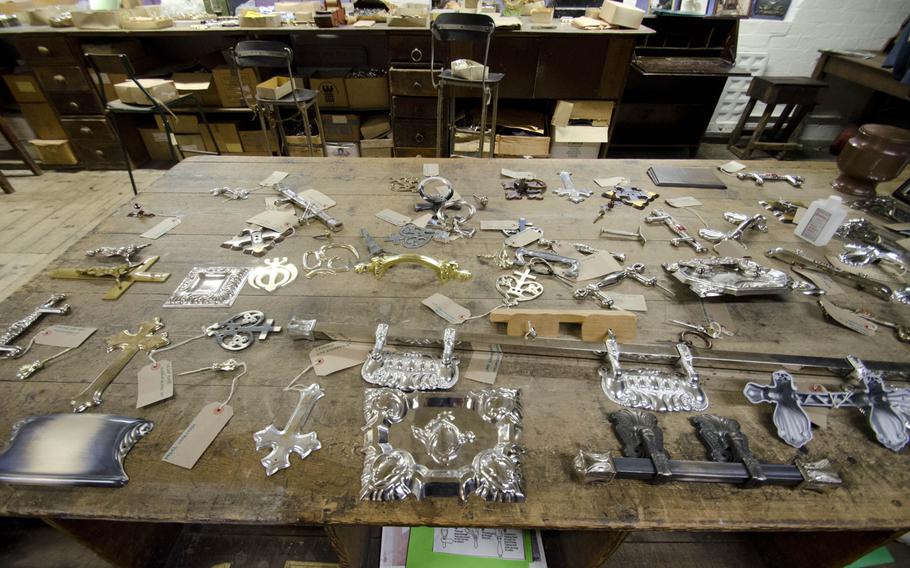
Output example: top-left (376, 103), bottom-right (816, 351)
top-left (212, 65), bottom-right (260, 108)
top-left (496, 134), bottom-right (550, 157)
top-left (239, 129), bottom-right (278, 156)
top-left (306, 68), bottom-right (349, 108)
top-left (114, 79), bottom-right (179, 105)
top-left (29, 139), bottom-right (78, 165)
top-left (239, 11), bottom-right (282, 27)
top-left (345, 70), bottom-right (389, 109)
top-left (550, 99), bottom-right (612, 159)
top-left (359, 136), bottom-right (392, 157)
top-left (256, 76), bottom-right (297, 100)
top-left (360, 114), bottom-right (391, 139)
top-left (155, 114), bottom-right (198, 134)
top-left (287, 134), bottom-right (322, 156)
top-left (599, 0), bottom-right (644, 28)
top-left (172, 72), bottom-right (221, 107)
top-left (19, 102), bottom-right (65, 139)
top-left (139, 128), bottom-right (173, 161)
top-left (3, 74), bottom-right (45, 103)
top-left (321, 114), bottom-right (360, 142)
top-left (324, 141), bottom-right (359, 157)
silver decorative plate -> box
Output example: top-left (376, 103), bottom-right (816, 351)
top-left (163, 266), bottom-right (250, 308)
top-left (662, 257), bottom-right (792, 298)
top-left (0, 414), bottom-right (152, 487)
top-left (360, 387), bottom-right (525, 502)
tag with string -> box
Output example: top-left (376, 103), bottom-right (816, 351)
top-left (309, 341), bottom-right (374, 376)
top-left (137, 360), bottom-right (173, 408)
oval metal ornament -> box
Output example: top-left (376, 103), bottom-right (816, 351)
top-left (248, 257), bottom-right (298, 293)
top-left (495, 268), bottom-right (544, 304)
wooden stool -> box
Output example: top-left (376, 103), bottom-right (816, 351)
top-left (0, 115), bottom-right (42, 194)
top-left (727, 76), bottom-right (827, 160)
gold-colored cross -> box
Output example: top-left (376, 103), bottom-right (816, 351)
top-left (50, 256), bottom-right (170, 300)
top-left (71, 317), bottom-right (170, 412)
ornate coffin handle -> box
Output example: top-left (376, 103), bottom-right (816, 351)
top-left (354, 254), bottom-right (472, 282)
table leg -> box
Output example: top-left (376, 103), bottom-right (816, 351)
top-left (751, 530), bottom-right (900, 567)
top-left (542, 529), bottom-right (630, 568)
top-left (42, 517), bottom-right (182, 568)
top-left (325, 524), bottom-right (375, 568)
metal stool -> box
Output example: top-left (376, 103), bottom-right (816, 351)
top-left (727, 76), bottom-right (827, 160)
top-left (431, 13), bottom-right (504, 159)
top-left (228, 40), bottom-right (324, 158)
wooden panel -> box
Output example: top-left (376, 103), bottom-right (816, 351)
top-left (293, 32), bottom-right (388, 68)
top-left (19, 102), bottom-right (65, 139)
top-left (389, 67), bottom-right (438, 97)
top-left (61, 117), bottom-right (116, 142)
top-left (392, 95), bottom-right (437, 119)
top-left (599, 36), bottom-right (635, 100)
top-left (535, 36), bottom-right (608, 99)
top-left (389, 32), bottom-right (446, 64)
top-left (72, 139), bottom-right (125, 166)
top-left (482, 36), bottom-right (538, 99)
top-left (393, 146), bottom-right (437, 157)
top-left (392, 118), bottom-right (436, 147)
top-left (44, 518), bottom-right (181, 568)
top-left (47, 91), bottom-right (102, 115)
top-left (33, 66), bottom-right (91, 93)
top-left (14, 36), bottom-right (79, 65)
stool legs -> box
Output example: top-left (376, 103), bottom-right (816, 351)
top-left (0, 116), bottom-right (42, 177)
top-left (727, 98), bottom-right (756, 159)
top-left (436, 84), bottom-right (445, 158)
top-left (478, 84), bottom-right (488, 158)
top-left (489, 83), bottom-right (499, 159)
top-left (192, 94), bottom-right (221, 155)
top-left (108, 112), bottom-right (138, 196)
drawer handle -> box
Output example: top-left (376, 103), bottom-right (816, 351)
top-left (68, 101), bottom-right (80, 110)
top-left (412, 81), bottom-right (422, 91)
top-left (95, 149), bottom-right (105, 158)
top-left (415, 133), bottom-right (425, 144)
top-left (53, 74), bottom-right (66, 85)
top-left (410, 48), bottom-right (423, 62)
top-left (79, 126), bottom-right (93, 135)
top-left (37, 45), bottom-right (50, 55)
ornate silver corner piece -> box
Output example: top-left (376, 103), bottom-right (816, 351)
top-left (663, 257), bottom-right (793, 298)
top-left (554, 171), bottom-right (593, 203)
top-left (795, 457), bottom-right (842, 491)
top-left (573, 449), bottom-right (616, 483)
top-left (496, 268), bottom-right (544, 304)
top-left (360, 387), bottom-right (525, 502)
top-left (287, 317), bottom-right (317, 340)
top-left (385, 223), bottom-right (443, 249)
top-left (600, 330), bottom-right (708, 412)
top-left (362, 323), bottom-right (459, 391)
top-left (0, 414), bottom-right (152, 487)
top-left (222, 227), bottom-right (294, 256)
top-left (247, 257), bottom-right (298, 292)
top-left (254, 383), bottom-right (324, 476)
top-left (0, 294), bottom-right (70, 358)
top-left (205, 310), bottom-right (281, 351)
top-left (164, 266), bottom-right (250, 308)
top-left (85, 243), bottom-right (151, 265)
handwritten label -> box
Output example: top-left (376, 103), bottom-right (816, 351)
top-left (465, 346), bottom-right (503, 385)
top-left (792, 267), bottom-right (845, 295)
top-left (422, 294), bottom-right (471, 324)
top-left (140, 217), bottom-right (181, 239)
top-left (577, 251), bottom-right (623, 281)
top-left (611, 293), bottom-right (647, 312)
top-left (376, 209), bottom-right (412, 226)
top-left (34, 325), bottom-right (96, 348)
top-left (594, 176), bottom-right (628, 188)
top-left (412, 213), bottom-right (434, 228)
top-left (309, 341), bottom-right (373, 376)
top-left (247, 209), bottom-right (298, 232)
top-left (481, 220), bottom-right (520, 231)
top-left (718, 160), bottom-right (746, 174)
top-left (259, 171), bottom-right (288, 186)
top-left (501, 168), bottom-right (534, 180)
top-left (423, 163), bottom-right (440, 177)
top-left (505, 228), bottom-right (542, 248)
top-left (137, 360), bottom-right (173, 408)
top-left (666, 196), bottom-right (703, 208)
top-left (300, 189), bottom-right (336, 210)
top-left (819, 299), bottom-right (877, 336)
top-left (162, 402), bottom-right (233, 469)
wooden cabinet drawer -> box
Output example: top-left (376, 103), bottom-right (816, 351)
top-left (393, 119), bottom-right (436, 148)
top-left (15, 37), bottom-right (79, 65)
top-left (34, 66), bottom-right (91, 93)
top-left (74, 140), bottom-right (125, 167)
top-left (48, 91), bottom-right (102, 115)
top-left (388, 34), bottom-right (446, 64)
top-left (389, 68), bottom-right (438, 97)
top-left (392, 96), bottom-right (437, 120)
top-left (61, 118), bottom-right (115, 142)
top-left (394, 146), bottom-right (437, 158)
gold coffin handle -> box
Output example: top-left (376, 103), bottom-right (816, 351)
top-left (354, 254), bottom-right (472, 282)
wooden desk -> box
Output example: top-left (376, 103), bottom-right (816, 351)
top-left (813, 51), bottom-right (910, 102)
top-left (0, 157), bottom-right (908, 568)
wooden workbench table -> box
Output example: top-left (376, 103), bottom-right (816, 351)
top-left (0, 157), bottom-right (908, 568)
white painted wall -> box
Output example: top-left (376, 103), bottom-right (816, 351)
top-left (708, 0), bottom-right (909, 140)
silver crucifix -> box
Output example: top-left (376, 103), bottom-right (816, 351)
top-left (254, 383), bottom-right (325, 476)
top-left (0, 294), bottom-right (71, 358)
top-left (554, 171), bottom-right (593, 204)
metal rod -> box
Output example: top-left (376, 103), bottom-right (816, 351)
top-left (611, 457), bottom-right (806, 485)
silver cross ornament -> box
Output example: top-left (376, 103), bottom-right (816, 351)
top-left (222, 227), bottom-right (293, 256)
top-left (495, 268), bottom-right (544, 304)
top-left (554, 171), bottom-right (593, 204)
top-left (254, 383), bottom-right (325, 476)
top-left (205, 310), bottom-right (281, 351)
top-left (0, 294), bottom-right (71, 358)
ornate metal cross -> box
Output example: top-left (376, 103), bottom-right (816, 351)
top-left (71, 318), bottom-right (169, 412)
top-left (253, 383), bottom-right (324, 476)
top-left (554, 171), bottom-right (593, 203)
top-left (205, 310), bottom-right (281, 351)
top-left (222, 227), bottom-right (293, 256)
top-left (0, 293), bottom-right (70, 358)
top-left (50, 256), bottom-right (171, 300)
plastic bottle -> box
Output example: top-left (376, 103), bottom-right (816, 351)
top-left (793, 195), bottom-right (848, 246)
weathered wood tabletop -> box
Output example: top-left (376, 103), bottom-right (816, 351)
top-left (0, 157), bottom-right (908, 565)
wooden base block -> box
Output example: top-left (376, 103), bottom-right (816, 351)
top-left (490, 308), bottom-right (636, 342)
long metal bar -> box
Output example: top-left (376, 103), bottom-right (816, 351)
top-left (301, 323), bottom-right (910, 378)
top-left (274, 186), bottom-right (343, 232)
top-left (612, 457), bottom-right (806, 486)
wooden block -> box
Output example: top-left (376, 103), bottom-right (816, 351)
top-left (490, 308), bottom-right (636, 342)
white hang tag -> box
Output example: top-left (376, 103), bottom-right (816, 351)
top-left (465, 345), bottom-right (503, 385)
top-left (422, 293), bottom-right (471, 324)
top-left (34, 325), bottom-right (96, 348)
top-left (481, 220), bottom-right (519, 231)
top-left (666, 196), bottom-right (703, 208)
top-left (714, 239), bottom-right (748, 258)
top-left (300, 189), bottom-right (336, 210)
top-left (423, 163), bottom-right (440, 176)
top-left (162, 402), bottom-right (233, 469)
top-left (376, 209), bottom-right (412, 226)
top-left (549, 241), bottom-right (580, 258)
top-left (577, 251), bottom-right (623, 281)
top-left (246, 209), bottom-right (298, 232)
top-left (259, 171), bottom-right (288, 186)
top-left (309, 341), bottom-right (373, 376)
top-left (792, 267), bottom-right (845, 295)
top-left (819, 299), bottom-right (877, 336)
top-left (610, 293), bottom-right (647, 312)
top-left (137, 360), bottom-right (174, 408)
top-left (505, 228), bottom-right (542, 248)
top-left (719, 161), bottom-right (746, 174)
top-left (140, 217), bottom-right (181, 239)
top-left (412, 213), bottom-right (434, 228)
top-left (594, 176), bottom-right (628, 188)
top-left (501, 168), bottom-right (535, 180)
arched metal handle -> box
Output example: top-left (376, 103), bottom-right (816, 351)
top-left (414, 132), bottom-right (424, 144)
top-left (95, 149), bottom-right (105, 158)
top-left (68, 101), bottom-right (80, 110)
top-left (53, 74), bottom-right (65, 84)
top-left (410, 47), bottom-right (423, 62)
top-left (80, 126), bottom-right (93, 135)
top-left (37, 45), bottom-right (50, 55)
top-left (412, 81), bottom-right (422, 91)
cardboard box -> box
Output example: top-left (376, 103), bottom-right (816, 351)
top-left (345, 72), bottom-right (389, 109)
top-left (139, 128), bottom-right (173, 161)
top-left (359, 137), bottom-right (393, 157)
top-left (96, 72), bottom-right (127, 103)
top-left (29, 139), bottom-right (78, 165)
top-left (114, 79), bottom-right (179, 105)
top-left (550, 141), bottom-right (601, 159)
top-left (155, 114), bottom-right (198, 134)
top-left (307, 69), bottom-right (349, 108)
top-left (212, 65), bottom-right (259, 108)
top-left (71, 10), bottom-right (120, 29)
top-left (256, 76), bottom-right (295, 101)
top-left (172, 72), bottom-right (221, 107)
top-left (496, 134), bottom-right (550, 157)
top-left (3, 74), bottom-right (45, 103)
top-left (599, 0), bottom-right (644, 28)
top-left (175, 133), bottom-right (205, 154)
top-left (324, 141), bottom-right (359, 157)
top-left (359, 115), bottom-right (391, 140)
top-left (239, 130), bottom-right (278, 156)
top-left (321, 114), bottom-right (361, 142)
top-left (20, 102), bottom-right (65, 139)
top-left (210, 122), bottom-right (244, 154)
top-left (550, 100), bottom-right (612, 158)
top-left (287, 134), bottom-right (322, 156)
top-left (239, 11), bottom-right (282, 27)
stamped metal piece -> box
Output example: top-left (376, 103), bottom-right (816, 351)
top-left (836, 218), bottom-right (908, 273)
top-left (360, 387), bottom-right (524, 502)
top-left (473, 194), bottom-right (489, 208)
top-left (554, 171), bottom-right (593, 203)
top-left (361, 229), bottom-right (386, 257)
top-left (0, 414), bottom-right (153, 487)
top-left (478, 247), bottom-right (515, 269)
top-left (274, 186), bottom-right (343, 231)
top-left (51, 256), bottom-right (170, 300)
top-left (574, 284), bottom-right (615, 308)
top-left (205, 310), bottom-right (281, 351)
top-left (664, 257), bottom-right (794, 298)
top-left (699, 213), bottom-right (768, 250)
top-left (247, 257), bottom-right (298, 292)
top-left (601, 185), bottom-right (658, 209)
top-left (362, 323), bottom-right (459, 391)
top-left (386, 223), bottom-right (439, 249)
top-left (254, 383), bottom-right (324, 476)
top-left (578, 263), bottom-right (674, 297)
top-left (691, 414), bottom-right (766, 486)
top-left (502, 178), bottom-right (546, 200)
top-left (211, 186), bottom-right (250, 200)
top-left (759, 199), bottom-right (804, 223)
top-left (85, 243), bottom-right (151, 265)
top-left (71, 318), bottom-right (169, 413)
top-left (355, 254), bottom-right (472, 282)
top-left (302, 244), bottom-right (360, 277)
top-left (222, 227), bottom-right (294, 256)
top-left (600, 329), bottom-right (708, 412)
top-left (0, 294), bottom-right (70, 358)
top-left (287, 317), bottom-right (317, 340)
top-left (848, 196), bottom-right (910, 224)
top-left (163, 266), bottom-right (249, 308)
top-left (601, 226), bottom-right (648, 245)
top-left (611, 409), bottom-right (672, 481)
top-left (513, 247), bottom-right (580, 279)
top-left (644, 209), bottom-right (707, 253)
top-left (495, 268), bottom-right (544, 304)
top-left (736, 171), bottom-right (804, 187)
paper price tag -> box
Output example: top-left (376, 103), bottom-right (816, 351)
top-left (259, 171), bottom-right (288, 186)
top-left (422, 294), bottom-right (471, 324)
top-left (501, 168), bottom-right (534, 180)
top-left (300, 189), bottom-right (336, 210)
top-left (481, 220), bottom-right (519, 231)
top-left (423, 163), bottom-right (440, 176)
top-left (247, 210), bottom-right (298, 232)
top-left (594, 176), bottom-right (628, 188)
top-left (34, 325), bottom-right (96, 348)
top-left (465, 346), bottom-right (503, 385)
top-left (577, 251), bottom-right (623, 281)
top-left (819, 299), bottom-right (877, 336)
top-left (792, 267), bottom-right (845, 295)
top-left (412, 213), bottom-right (434, 228)
top-left (504, 228), bottom-right (542, 248)
top-left (376, 209), bottom-right (412, 226)
top-left (309, 341), bottom-right (373, 376)
top-left (611, 293), bottom-right (647, 312)
top-left (137, 360), bottom-right (174, 408)
top-left (162, 402), bottom-right (233, 469)
top-left (718, 160), bottom-right (746, 174)
top-left (140, 217), bottom-right (181, 239)
top-left (666, 196), bottom-right (703, 208)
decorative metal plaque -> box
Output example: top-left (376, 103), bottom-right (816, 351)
top-left (362, 323), bottom-right (459, 391)
top-left (0, 414), bottom-right (152, 487)
top-left (163, 266), bottom-right (250, 308)
top-left (361, 387), bottom-right (525, 502)
top-left (663, 257), bottom-right (793, 298)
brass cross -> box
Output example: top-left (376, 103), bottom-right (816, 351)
top-left (71, 317), bottom-right (170, 412)
top-left (50, 255), bottom-right (170, 300)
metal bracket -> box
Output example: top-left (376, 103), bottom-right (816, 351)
top-left (51, 256), bottom-right (170, 300)
top-left (495, 268), bottom-right (544, 304)
top-left (601, 185), bottom-right (658, 209)
top-left (361, 323), bottom-right (459, 391)
top-left (85, 243), bottom-right (151, 265)
top-left (273, 186), bottom-right (342, 231)
top-left (354, 254), bottom-right (472, 282)
top-left (502, 178), bottom-right (546, 200)
top-left (736, 171), bottom-right (804, 187)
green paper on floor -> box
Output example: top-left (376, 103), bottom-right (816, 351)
top-left (406, 526), bottom-right (532, 567)
top-left (844, 546), bottom-right (895, 568)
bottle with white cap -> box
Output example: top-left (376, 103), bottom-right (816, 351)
top-left (793, 194), bottom-right (848, 246)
